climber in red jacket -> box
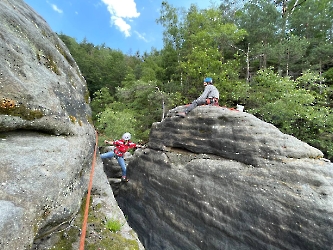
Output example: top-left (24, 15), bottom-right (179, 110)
top-left (101, 132), bottom-right (141, 182)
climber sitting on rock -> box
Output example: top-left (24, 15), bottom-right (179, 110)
top-left (100, 132), bottom-right (141, 182)
top-left (176, 77), bottom-right (219, 118)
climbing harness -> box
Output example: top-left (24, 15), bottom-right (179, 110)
top-left (206, 97), bottom-right (219, 106)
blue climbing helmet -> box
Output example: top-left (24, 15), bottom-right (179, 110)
top-left (204, 77), bottom-right (213, 84)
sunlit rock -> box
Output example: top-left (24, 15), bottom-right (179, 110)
top-left (116, 105), bottom-right (333, 250)
top-left (0, 1), bottom-right (143, 249)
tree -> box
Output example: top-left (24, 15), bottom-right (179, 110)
top-left (270, 35), bottom-right (309, 76)
top-left (156, 1), bottom-right (185, 87)
top-left (178, 5), bottom-right (247, 98)
top-left (140, 49), bottom-right (164, 83)
top-left (236, 0), bottom-right (282, 72)
top-left (156, 1), bottom-right (184, 51)
top-left (59, 34), bottom-right (129, 97)
top-left (304, 42), bottom-right (333, 85)
top-left (323, 67), bottom-right (333, 86)
top-left (288, 0), bottom-right (333, 40)
top-left (96, 107), bottom-right (138, 144)
top-left (59, 1), bottom-right (333, 160)
top-left (237, 0), bottom-right (280, 46)
top-left (94, 80), bottom-right (177, 142)
top-left (159, 43), bottom-right (180, 83)
top-left (274, 0), bottom-right (307, 17)
top-left (90, 87), bottom-right (114, 121)
top-left (247, 68), bottom-right (333, 160)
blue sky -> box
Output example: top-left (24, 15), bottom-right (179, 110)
top-left (23, 0), bottom-right (214, 55)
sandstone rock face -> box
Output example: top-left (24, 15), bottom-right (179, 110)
top-left (0, 0), bottom-right (89, 135)
top-left (149, 106), bottom-right (324, 167)
top-left (0, 1), bottom-right (143, 249)
top-left (117, 106), bottom-right (333, 250)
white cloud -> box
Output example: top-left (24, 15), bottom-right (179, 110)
top-left (134, 31), bottom-right (148, 42)
top-left (51, 4), bottom-right (63, 14)
top-left (112, 17), bottom-right (131, 37)
top-left (102, 0), bottom-right (140, 37)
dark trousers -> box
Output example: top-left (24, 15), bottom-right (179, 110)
top-left (185, 98), bottom-right (218, 114)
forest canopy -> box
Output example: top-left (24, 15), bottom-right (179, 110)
top-left (59, 0), bottom-right (333, 160)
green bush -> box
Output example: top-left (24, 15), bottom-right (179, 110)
top-left (323, 67), bottom-right (333, 85)
top-left (106, 218), bottom-right (122, 232)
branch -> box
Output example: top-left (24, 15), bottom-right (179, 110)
top-left (230, 44), bottom-right (245, 53)
top-left (290, 0), bottom-right (307, 14)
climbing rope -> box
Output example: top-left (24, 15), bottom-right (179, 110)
top-left (79, 131), bottom-right (98, 250)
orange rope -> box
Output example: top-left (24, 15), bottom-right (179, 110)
top-left (79, 131), bottom-right (98, 250)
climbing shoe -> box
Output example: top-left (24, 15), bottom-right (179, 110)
top-left (121, 176), bottom-right (129, 182)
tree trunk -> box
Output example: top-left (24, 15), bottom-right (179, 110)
top-left (246, 43), bottom-right (250, 83)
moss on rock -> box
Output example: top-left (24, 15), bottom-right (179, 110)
top-left (48, 195), bottom-right (140, 250)
top-left (0, 98), bottom-right (44, 120)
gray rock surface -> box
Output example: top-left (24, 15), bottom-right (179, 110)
top-left (0, 0), bottom-right (88, 135)
top-left (116, 105), bottom-right (333, 250)
top-left (0, 1), bottom-right (143, 249)
top-left (149, 106), bottom-right (324, 166)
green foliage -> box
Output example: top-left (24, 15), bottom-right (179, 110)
top-left (141, 67), bottom-right (156, 82)
top-left (50, 195), bottom-right (139, 250)
top-left (96, 107), bottom-right (138, 144)
top-left (307, 42), bottom-right (333, 74)
top-left (289, 0), bottom-right (333, 40)
top-left (59, 35), bottom-right (128, 97)
top-left (213, 58), bottom-right (247, 106)
top-left (117, 81), bottom-right (173, 141)
top-left (90, 87), bottom-right (114, 120)
top-left (271, 35), bottom-right (309, 75)
top-left (323, 68), bottom-right (333, 85)
top-left (178, 6), bottom-right (247, 96)
top-left (246, 68), bottom-right (296, 108)
top-left (296, 70), bottom-right (327, 100)
top-left (59, 1), bottom-right (333, 160)
top-left (247, 69), bottom-right (333, 159)
top-left (105, 218), bottom-right (123, 232)
top-left (94, 80), bottom-right (179, 143)
top-left (236, 0), bottom-right (281, 45)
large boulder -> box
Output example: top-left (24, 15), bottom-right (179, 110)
top-left (0, 0), bottom-right (89, 135)
top-left (116, 105), bottom-right (333, 250)
top-left (149, 106), bottom-right (324, 166)
top-left (0, 1), bottom-right (143, 249)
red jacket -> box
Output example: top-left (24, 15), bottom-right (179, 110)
top-left (113, 139), bottom-right (137, 157)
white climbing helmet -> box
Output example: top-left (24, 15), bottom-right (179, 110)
top-left (122, 132), bottom-right (131, 140)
